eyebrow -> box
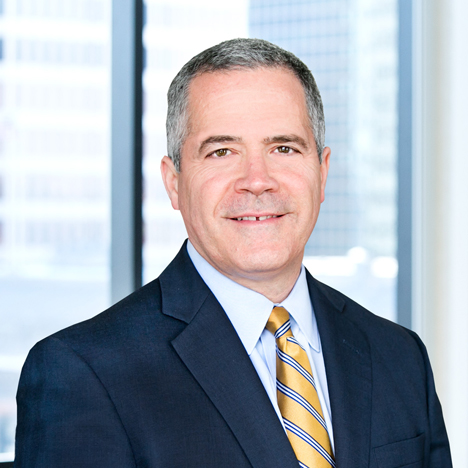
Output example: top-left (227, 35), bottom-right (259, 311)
top-left (197, 133), bottom-right (310, 154)
top-left (263, 134), bottom-right (310, 150)
top-left (198, 135), bottom-right (243, 154)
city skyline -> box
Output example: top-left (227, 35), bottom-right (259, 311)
top-left (0, 0), bottom-right (398, 458)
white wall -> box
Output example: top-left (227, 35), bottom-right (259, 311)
top-left (414, 0), bottom-right (468, 465)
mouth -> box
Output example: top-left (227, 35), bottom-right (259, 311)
top-left (230, 214), bottom-right (284, 222)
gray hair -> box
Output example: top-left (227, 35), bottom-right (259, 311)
top-left (166, 38), bottom-right (325, 171)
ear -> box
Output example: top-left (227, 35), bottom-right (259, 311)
top-left (160, 156), bottom-right (180, 210)
top-left (319, 147), bottom-right (331, 203)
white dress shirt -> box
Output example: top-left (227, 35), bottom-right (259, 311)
top-left (187, 241), bottom-right (334, 450)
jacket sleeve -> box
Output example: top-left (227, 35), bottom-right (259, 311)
top-left (14, 336), bottom-right (136, 468)
top-left (408, 330), bottom-right (452, 468)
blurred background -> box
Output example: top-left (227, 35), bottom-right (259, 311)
top-left (0, 0), bottom-right (466, 465)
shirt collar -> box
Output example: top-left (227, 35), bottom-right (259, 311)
top-left (187, 241), bottom-right (320, 355)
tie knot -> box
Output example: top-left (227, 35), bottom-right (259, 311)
top-left (266, 306), bottom-right (292, 339)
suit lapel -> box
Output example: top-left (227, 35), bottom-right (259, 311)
top-left (307, 273), bottom-right (372, 467)
top-left (160, 244), bottom-right (298, 468)
top-left (160, 245), bottom-right (373, 466)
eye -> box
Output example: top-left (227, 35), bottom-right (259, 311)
top-left (276, 146), bottom-right (294, 154)
top-left (210, 148), bottom-right (231, 158)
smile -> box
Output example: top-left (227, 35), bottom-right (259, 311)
top-left (234, 215), bottom-right (280, 221)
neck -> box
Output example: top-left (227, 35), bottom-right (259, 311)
top-left (216, 263), bottom-right (302, 304)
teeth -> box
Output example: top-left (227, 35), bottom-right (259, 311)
top-left (236, 215), bottom-right (278, 221)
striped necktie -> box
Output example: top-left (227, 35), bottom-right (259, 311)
top-left (266, 306), bottom-right (335, 468)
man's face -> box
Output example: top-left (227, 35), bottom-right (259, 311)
top-left (162, 67), bottom-right (330, 288)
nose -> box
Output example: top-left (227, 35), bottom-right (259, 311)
top-left (234, 153), bottom-right (280, 196)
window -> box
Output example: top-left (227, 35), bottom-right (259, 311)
top-left (142, 0), bottom-right (399, 322)
top-left (0, 0), bottom-right (403, 461)
top-left (142, 0), bottom-right (249, 281)
top-left (0, 0), bottom-right (111, 459)
top-left (249, 0), bottom-right (398, 321)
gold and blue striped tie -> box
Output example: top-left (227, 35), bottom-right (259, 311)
top-left (266, 306), bottom-right (335, 468)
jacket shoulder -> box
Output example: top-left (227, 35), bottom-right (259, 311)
top-left (46, 277), bottom-right (165, 348)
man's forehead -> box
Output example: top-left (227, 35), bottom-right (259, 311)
top-left (181, 67), bottom-right (313, 151)
top-left (184, 67), bottom-right (309, 128)
top-left (187, 66), bottom-right (303, 98)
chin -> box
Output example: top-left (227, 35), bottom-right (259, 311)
top-left (231, 246), bottom-right (296, 276)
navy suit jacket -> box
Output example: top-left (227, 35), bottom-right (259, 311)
top-left (15, 243), bottom-right (451, 467)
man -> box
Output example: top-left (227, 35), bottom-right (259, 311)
top-left (15, 39), bottom-right (451, 467)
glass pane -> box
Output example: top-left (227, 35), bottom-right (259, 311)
top-left (250, 0), bottom-right (398, 321)
top-left (143, 0), bottom-right (398, 322)
top-left (0, 0), bottom-right (111, 460)
top-left (142, 0), bottom-right (249, 281)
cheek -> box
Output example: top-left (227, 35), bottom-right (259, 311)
top-left (180, 177), bottom-right (218, 228)
top-left (195, 174), bottom-right (230, 213)
top-left (287, 170), bottom-right (321, 200)
top-left (294, 184), bottom-right (322, 224)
